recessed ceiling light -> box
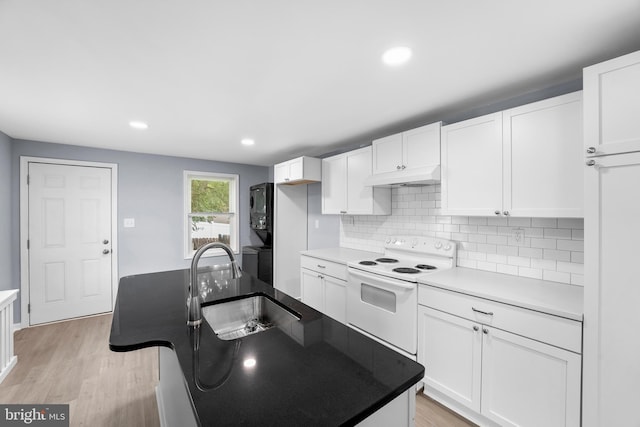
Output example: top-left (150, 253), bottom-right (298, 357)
top-left (129, 121), bottom-right (148, 130)
top-left (241, 138), bottom-right (255, 146)
top-left (382, 46), bottom-right (412, 66)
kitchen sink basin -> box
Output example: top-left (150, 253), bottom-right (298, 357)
top-left (202, 295), bottom-right (300, 340)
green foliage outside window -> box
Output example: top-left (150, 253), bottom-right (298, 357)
top-left (191, 179), bottom-right (230, 213)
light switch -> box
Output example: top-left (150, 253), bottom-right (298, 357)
top-left (124, 218), bottom-right (135, 228)
top-left (314, 219), bottom-right (320, 229)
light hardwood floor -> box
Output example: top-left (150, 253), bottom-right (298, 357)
top-left (0, 314), bottom-right (475, 427)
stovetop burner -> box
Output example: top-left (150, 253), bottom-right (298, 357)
top-left (392, 267), bottom-right (421, 274)
top-left (376, 258), bottom-right (399, 263)
top-left (416, 264), bottom-right (437, 270)
top-left (359, 261), bottom-right (378, 266)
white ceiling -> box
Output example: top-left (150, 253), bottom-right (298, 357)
top-left (1, 1), bottom-right (640, 166)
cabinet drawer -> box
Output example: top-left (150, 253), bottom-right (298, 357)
top-left (300, 256), bottom-right (347, 281)
top-left (418, 284), bottom-right (582, 353)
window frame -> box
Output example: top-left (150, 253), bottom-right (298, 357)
top-left (183, 170), bottom-right (239, 259)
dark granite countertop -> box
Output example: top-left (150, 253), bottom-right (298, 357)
top-left (109, 268), bottom-right (424, 426)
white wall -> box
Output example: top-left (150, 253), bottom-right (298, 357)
top-left (340, 185), bottom-right (583, 285)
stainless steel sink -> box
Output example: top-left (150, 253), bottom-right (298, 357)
top-left (202, 295), bottom-right (300, 340)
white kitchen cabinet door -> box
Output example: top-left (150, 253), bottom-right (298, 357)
top-left (584, 50), bottom-right (640, 157)
top-left (300, 268), bottom-right (323, 312)
top-left (583, 151), bottom-right (640, 427)
top-left (402, 122), bottom-right (441, 169)
top-left (480, 326), bottom-right (581, 427)
top-left (441, 112), bottom-right (503, 216)
top-left (418, 306), bottom-right (482, 412)
top-left (274, 156), bottom-right (321, 185)
top-left (323, 275), bottom-right (347, 324)
top-left (321, 147), bottom-right (390, 215)
top-left (274, 162), bottom-right (289, 184)
top-left (371, 133), bottom-right (403, 174)
top-left (321, 154), bottom-right (347, 214)
top-left (503, 91), bottom-right (583, 217)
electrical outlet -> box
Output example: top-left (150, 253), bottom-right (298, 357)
top-left (512, 228), bottom-right (524, 243)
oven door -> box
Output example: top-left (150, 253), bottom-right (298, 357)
top-left (347, 268), bottom-right (417, 355)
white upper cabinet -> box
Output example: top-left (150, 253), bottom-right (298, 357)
top-left (372, 122), bottom-right (441, 174)
top-left (504, 92), bottom-right (583, 217)
top-left (584, 50), bottom-right (640, 157)
top-left (322, 146), bottom-right (391, 215)
top-left (441, 92), bottom-right (583, 217)
top-left (441, 112), bottom-right (503, 217)
top-left (274, 156), bottom-right (321, 185)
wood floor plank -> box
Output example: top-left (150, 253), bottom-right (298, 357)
top-left (0, 314), bottom-right (160, 427)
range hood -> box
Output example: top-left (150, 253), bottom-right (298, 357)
top-left (363, 164), bottom-right (441, 187)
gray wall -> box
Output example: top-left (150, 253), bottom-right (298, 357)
top-left (306, 182), bottom-right (339, 250)
top-left (0, 132), bottom-right (12, 297)
top-left (10, 139), bottom-right (269, 323)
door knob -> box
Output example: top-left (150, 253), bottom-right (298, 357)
top-left (103, 249), bottom-right (111, 254)
top-left (103, 239), bottom-right (109, 244)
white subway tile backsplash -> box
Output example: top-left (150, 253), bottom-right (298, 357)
top-left (497, 245), bottom-right (519, 256)
top-left (543, 249), bottom-right (571, 262)
top-left (532, 218), bottom-right (557, 228)
top-left (530, 238), bottom-right (557, 249)
top-left (469, 217), bottom-right (488, 225)
top-left (508, 217), bottom-right (531, 227)
top-left (508, 256), bottom-right (531, 267)
top-left (544, 228), bottom-right (572, 240)
top-left (518, 267), bottom-right (543, 279)
top-left (340, 186), bottom-right (584, 286)
top-left (558, 218), bottom-right (584, 229)
top-left (519, 247), bottom-right (543, 258)
top-left (557, 239), bottom-right (584, 252)
top-left (497, 264), bottom-right (519, 275)
top-left (543, 270), bottom-right (571, 283)
top-left (557, 261), bottom-right (584, 275)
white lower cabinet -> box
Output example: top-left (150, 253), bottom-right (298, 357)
top-left (418, 287), bottom-right (582, 427)
top-left (300, 255), bottom-right (347, 324)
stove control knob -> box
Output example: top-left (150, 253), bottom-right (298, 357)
top-left (385, 238), bottom-right (391, 244)
top-left (434, 241), bottom-right (443, 249)
top-left (392, 238), bottom-right (397, 244)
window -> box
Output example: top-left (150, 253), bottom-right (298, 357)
top-left (184, 171), bottom-right (239, 258)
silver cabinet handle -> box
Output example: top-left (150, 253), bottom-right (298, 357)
top-left (284, 177), bottom-right (290, 181)
top-left (472, 307), bottom-right (494, 316)
top-left (401, 165), bottom-right (406, 169)
top-left (317, 274), bottom-right (324, 279)
top-left (473, 326), bottom-right (479, 332)
top-left (103, 239), bottom-right (109, 244)
top-left (317, 265), bottom-right (326, 269)
top-left (396, 165), bottom-right (401, 170)
top-left (586, 147), bottom-right (596, 154)
top-left (503, 211), bottom-right (510, 216)
top-left (483, 328), bottom-right (489, 334)
top-left (494, 210), bottom-right (500, 215)
top-left (586, 160), bottom-right (596, 166)
top-left (103, 249), bottom-right (111, 254)
top-left (340, 210), bottom-right (347, 214)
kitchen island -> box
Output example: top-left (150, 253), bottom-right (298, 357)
top-left (109, 268), bottom-right (424, 426)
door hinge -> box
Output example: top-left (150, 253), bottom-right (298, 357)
top-left (28, 303), bottom-right (30, 313)
top-left (27, 174), bottom-right (30, 185)
top-left (27, 239), bottom-right (30, 250)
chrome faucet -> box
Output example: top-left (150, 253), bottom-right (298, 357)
top-left (187, 242), bottom-right (242, 327)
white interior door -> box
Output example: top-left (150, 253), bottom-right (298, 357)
top-left (28, 162), bottom-right (113, 325)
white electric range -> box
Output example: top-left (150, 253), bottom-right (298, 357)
top-left (346, 236), bottom-right (456, 359)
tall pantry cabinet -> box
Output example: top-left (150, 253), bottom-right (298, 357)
top-left (583, 49), bottom-right (640, 427)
